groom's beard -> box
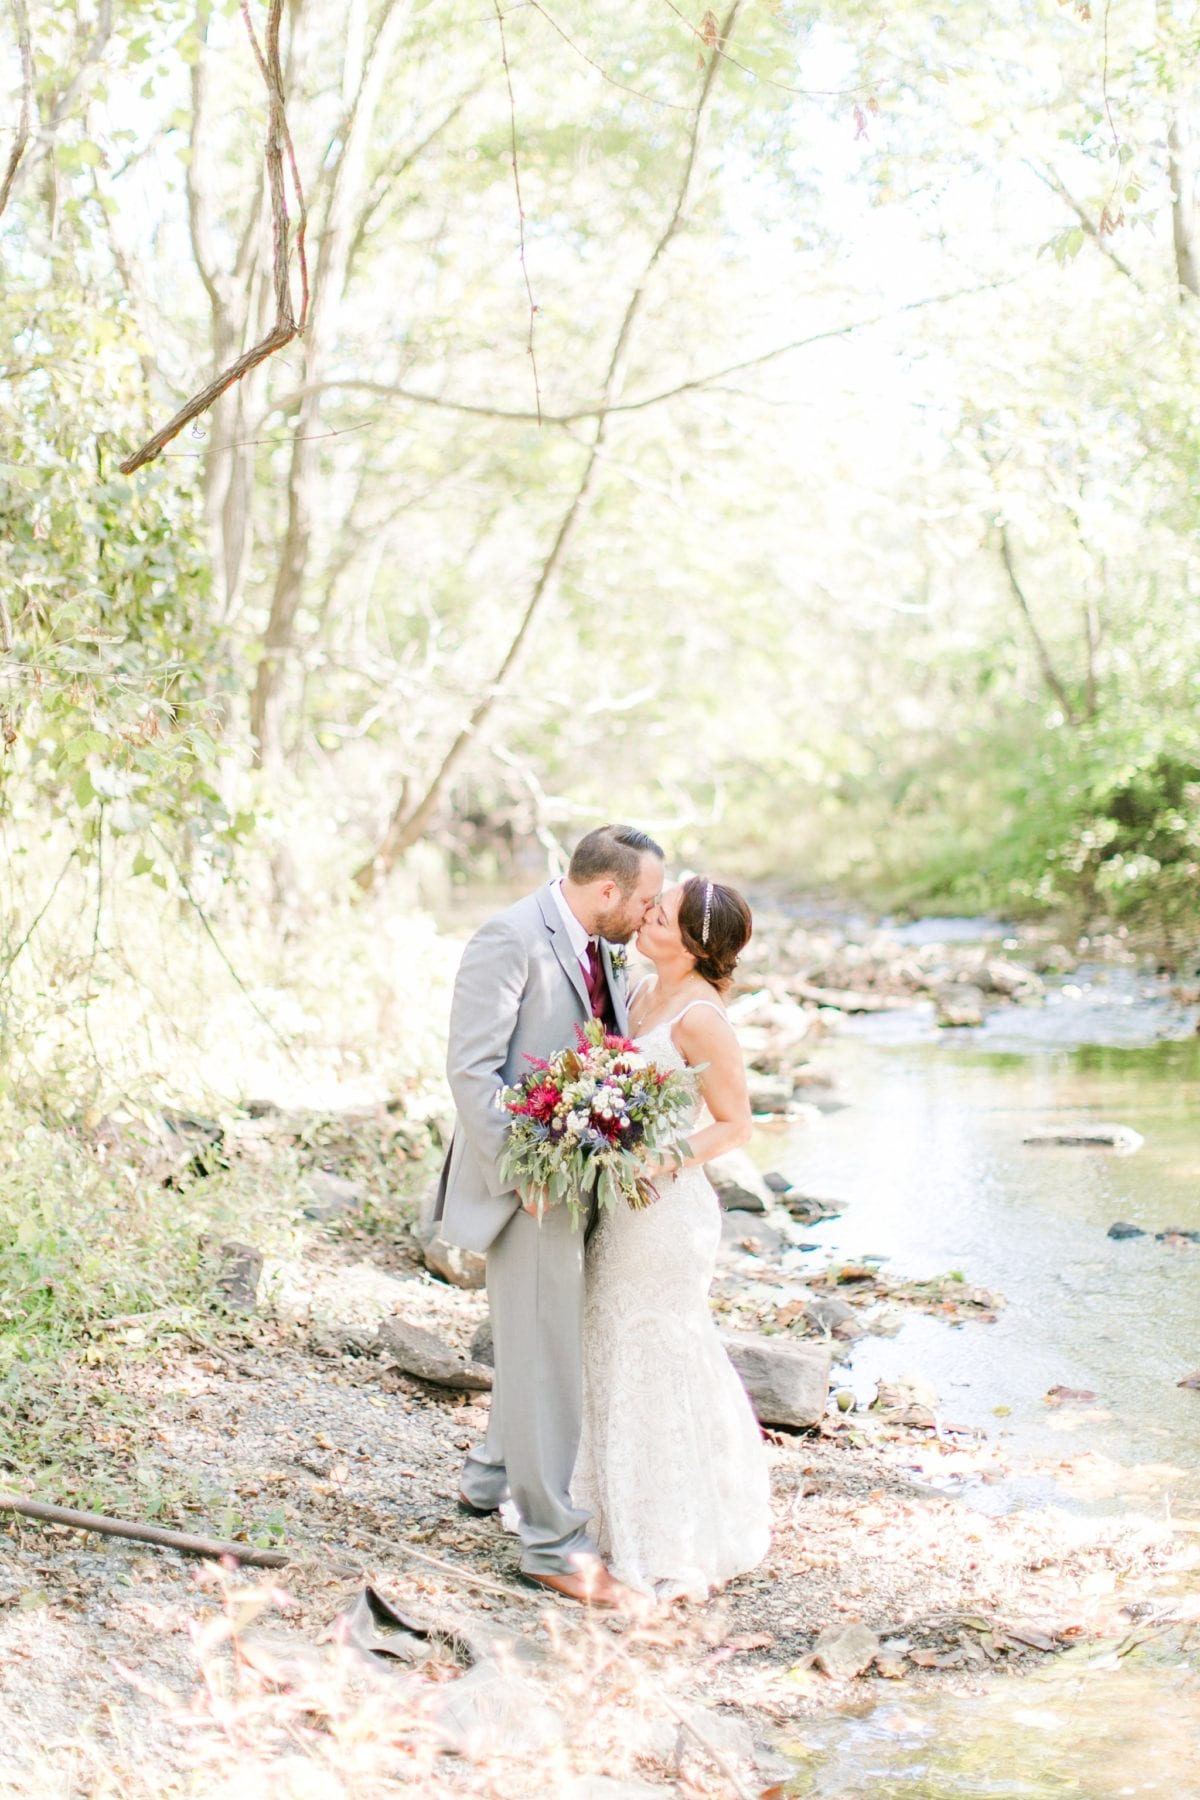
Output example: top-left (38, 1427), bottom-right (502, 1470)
top-left (593, 902), bottom-right (641, 944)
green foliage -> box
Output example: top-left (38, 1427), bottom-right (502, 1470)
top-left (0, 270), bottom-right (240, 866)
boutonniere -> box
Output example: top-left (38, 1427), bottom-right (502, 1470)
top-left (607, 943), bottom-right (629, 978)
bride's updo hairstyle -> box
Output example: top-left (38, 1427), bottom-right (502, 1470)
top-left (677, 877), bottom-right (752, 992)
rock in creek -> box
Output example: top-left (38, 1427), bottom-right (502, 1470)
top-left (1108, 1221), bottom-right (1147, 1239)
top-left (934, 983), bottom-right (986, 1029)
top-left (377, 1316), bottom-right (493, 1390)
top-left (812, 1621), bottom-right (881, 1680)
top-left (707, 1149), bottom-right (773, 1213)
top-left (422, 1233), bottom-right (487, 1290)
top-left (721, 1331), bottom-right (830, 1428)
top-left (779, 1190), bottom-right (844, 1225)
top-left (805, 1294), bottom-right (865, 1339)
top-left (718, 1209), bottom-right (788, 1258)
top-left (747, 1071), bottom-right (804, 1114)
top-left (1024, 1123), bottom-right (1144, 1152)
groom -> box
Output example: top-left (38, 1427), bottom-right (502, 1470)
top-left (434, 824), bottom-right (664, 1602)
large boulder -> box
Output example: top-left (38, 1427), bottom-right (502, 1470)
top-left (707, 1149), bottom-right (773, 1213)
top-left (377, 1316), bottom-right (493, 1390)
top-left (721, 1331), bottom-right (830, 1428)
top-left (422, 1233), bottom-right (486, 1290)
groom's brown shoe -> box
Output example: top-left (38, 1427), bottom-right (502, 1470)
top-left (457, 1490), bottom-right (501, 1516)
top-left (521, 1562), bottom-right (648, 1613)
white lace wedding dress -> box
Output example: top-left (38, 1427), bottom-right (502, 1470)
top-left (573, 1003), bottom-right (772, 1601)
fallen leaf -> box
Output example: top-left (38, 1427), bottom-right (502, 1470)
top-left (1044, 1385), bottom-right (1097, 1407)
top-left (725, 1631), bottom-right (775, 1651)
top-left (1177, 1371), bottom-right (1200, 1390)
top-left (1004, 1624), bottom-right (1057, 1652)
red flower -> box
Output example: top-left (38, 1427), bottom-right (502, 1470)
top-left (604, 1033), bottom-right (638, 1052)
top-left (524, 1081), bottom-right (561, 1121)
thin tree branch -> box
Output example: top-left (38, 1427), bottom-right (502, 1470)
top-left (659, 0), bottom-right (885, 100)
top-left (353, 0), bottom-right (745, 885)
top-left (1026, 160), bottom-right (1140, 286)
top-left (120, 0), bottom-right (306, 475)
top-left (0, 0), bottom-right (34, 222)
top-left (0, 850), bottom-right (75, 984)
top-left (275, 277), bottom-right (1022, 428)
top-left (147, 827), bottom-right (295, 1053)
top-left (493, 0), bottom-right (541, 423)
top-left (44, 0), bottom-right (112, 135)
top-left (527, 0), bottom-right (688, 112)
top-left (995, 522), bottom-right (1080, 725)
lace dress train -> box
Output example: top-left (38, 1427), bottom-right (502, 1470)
top-left (573, 1014), bottom-right (771, 1601)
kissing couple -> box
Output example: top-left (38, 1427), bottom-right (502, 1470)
top-left (433, 824), bottom-right (771, 1608)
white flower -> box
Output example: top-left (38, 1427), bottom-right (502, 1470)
top-left (567, 1112), bottom-right (587, 1134)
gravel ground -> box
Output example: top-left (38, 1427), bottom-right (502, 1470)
top-left (1, 1242), bottom-right (1194, 1799)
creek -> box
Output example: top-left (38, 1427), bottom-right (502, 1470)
top-left (757, 938), bottom-right (1200, 1796)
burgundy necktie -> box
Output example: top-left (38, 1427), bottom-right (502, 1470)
top-left (585, 940), bottom-right (611, 1023)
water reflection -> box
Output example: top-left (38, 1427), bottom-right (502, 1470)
top-left (761, 1029), bottom-right (1200, 1510)
top-left (788, 1648), bottom-right (1200, 1797)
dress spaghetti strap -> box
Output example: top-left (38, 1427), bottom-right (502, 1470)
top-left (665, 999), bottom-right (731, 1029)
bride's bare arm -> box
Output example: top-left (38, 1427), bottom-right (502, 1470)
top-left (649, 1005), bottom-right (752, 1175)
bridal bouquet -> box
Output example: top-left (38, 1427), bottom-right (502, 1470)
top-left (498, 1017), bottom-right (696, 1223)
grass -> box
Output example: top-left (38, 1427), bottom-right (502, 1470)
top-left (0, 838), bottom-right (458, 1519)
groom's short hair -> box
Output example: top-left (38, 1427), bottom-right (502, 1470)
top-left (569, 824), bottom-right (664, 894)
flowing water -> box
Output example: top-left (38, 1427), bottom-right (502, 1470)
top-left (754, 946), bottom-right (1200, 1796)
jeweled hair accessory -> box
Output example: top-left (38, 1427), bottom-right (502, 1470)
top-left (701, 880), bottom-right (714, 945)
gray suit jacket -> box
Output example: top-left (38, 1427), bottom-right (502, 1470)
top-left (433, 882), bottom-right (629, 1254)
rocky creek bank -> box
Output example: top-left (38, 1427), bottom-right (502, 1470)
top-left (5, 911), bottom-right (1195, 1796)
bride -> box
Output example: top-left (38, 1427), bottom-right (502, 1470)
top-left (573, 876), bottom-right (771, 1602)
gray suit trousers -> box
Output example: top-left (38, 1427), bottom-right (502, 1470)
top-left (459, 1200), bottom-right (597, 1575)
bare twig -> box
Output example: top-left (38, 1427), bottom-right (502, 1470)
top-left (0, 1492), bottom-right (290, 1568)
top-left (0, 0), bottom-right (34, 221)
top-left (0, 849), bottom-right (76, 983)
top-left (278, 276), bottom-right (1022, 428)
top-left (146, 826), bottom-right (295, 1054)
top-left (0, 592), bottom-right (13, 654)
top-left (528, 0), bottom-right (687, 111)
top-left (119, 0), bottom-right (306, 475)
top-left (493, 0), bottom-right (541, 424)
top-left (659, 0), bottom-right (886, 100)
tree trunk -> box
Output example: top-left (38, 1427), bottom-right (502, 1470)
top-left (249, 0), bottom-right (410, 769)
top-left (995, 523), bottom-right (1079, 725)
top-left (1168, 110), bottom-right (1200, 298)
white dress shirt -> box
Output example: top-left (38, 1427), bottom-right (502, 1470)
top-left (551, 878), bottom-right (594, 973)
